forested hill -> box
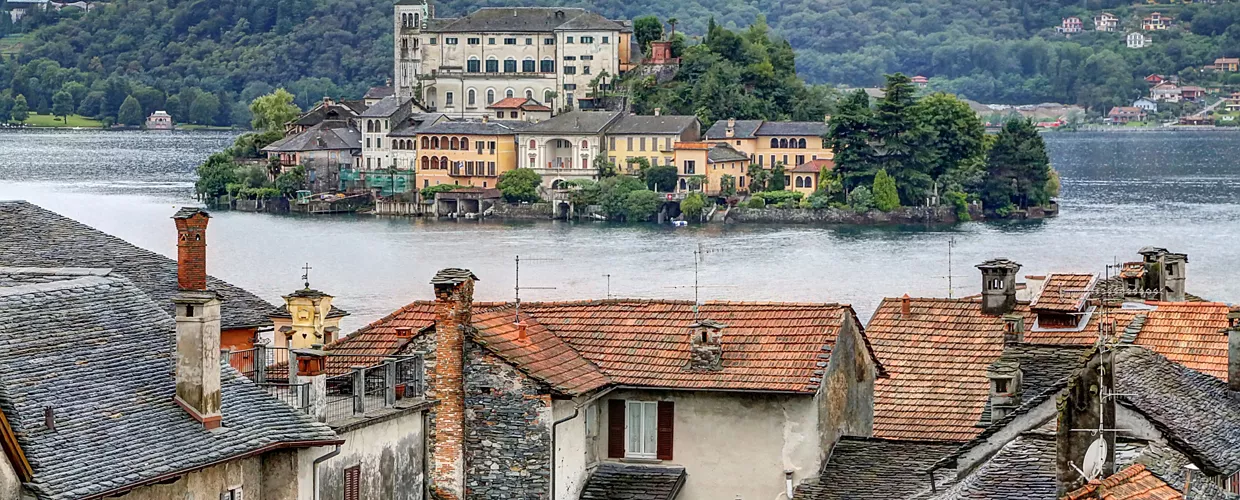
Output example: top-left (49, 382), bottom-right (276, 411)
top-left (5, 0), bottom-right (1240, 124)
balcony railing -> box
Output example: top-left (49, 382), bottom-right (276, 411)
top-left (323, 355), bottom-right (425, 424)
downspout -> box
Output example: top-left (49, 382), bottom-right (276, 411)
top-left (312, 445), bottom-right (342, 500)
top-left (550, 386), bottom-right (619, 500)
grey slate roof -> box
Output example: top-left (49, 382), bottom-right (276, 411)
top-left (521, 111), bottom-right (621, 135)
top-left (0, 201), bottom-right (276, 330)
top-left (429, 8), bottom-right (627, 33)
top-left (793, 437), bottom-right (960, 500)
top-left (707, 143), bottom-right (750, 163)
top-left (1113, 347), bottom-right (1240, 476)
top-left (416, 119), bottom-right (528, 135)
top-left (922, 434), bottom-right (1058, 500)
top-left (360, 95), bottom-right (405, 118)
top-left (291, 101), bottom-right (363, 127)
top-left (262, 120), bottom-right (361, 152)
top-left (703, 119), bottom-right (762, 139)
top-left (364, 85), bottom-right (394, 99)
top-left (755, 121), bottom-right (828, 136)
top-left (0, 270), bottom-right (339, 500)
top-left (390, 112), bottom-right (449, 137)
top-left (976, 344), bottom-right (1089, 427)
top-left (579, 462), bottom-right (686, 500)
top-left (606, 114), bottom-right (698, 135)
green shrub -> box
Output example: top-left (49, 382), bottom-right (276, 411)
top-left (848, 185), bottom-right (874, 213)
top-left (420, 183), bottom-right (465, 199)
top-left (497, 168), bottom-right (542, 203)
top-left (745, 196), bottom-right (766, 209)
top-left (758, 190), bottom-right (803, 206)
top-left (945, 190), bottom-right (970, 221)
top-left (680, 192), bottom-right (707, 220)
top-left (806, 189), bottom-right (833, 209)
top-left (873, 169), bottom-right (900, 212)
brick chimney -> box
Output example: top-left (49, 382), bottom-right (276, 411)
top-left (687, 319), bottom-right (725, 371)
top-left (429, 268), bottom-right (478, 500)
top-left (171, 208), bottom-right (222, 430)
top-left (977, 258), bottom-right (1021, 315)
top-left (900, 294), bottom-right (911, 318)
top-left (1227, 309), bottom-right (1240, 391)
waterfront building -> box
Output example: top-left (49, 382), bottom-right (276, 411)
top-left (1107, 106), bottom-right (1147, 124)
top-left (671, 141), bottom-right (749, 194)
top-left (605, 111), bottom-right (701, 175)
top-left (517, 110), bottom-right (621, 187)
top-left (702, 118), bottom-right (833, 190)
top-left (486, 96), bottom-right (553, 121)
top-left (358, 95), bottom-right (435, 172)
top-left (145, 110), bottom-right (173, 130)
top-left (415, 118), bottom-right (527, 190)
top-left (262, 119), bottom-right (363, 190)
top-left (790, 158), bottom-right (833, 196)
top-left (393, 1), bottom-right (634, 115)
top-left (1132, 97), bottom-right (1158, 113)
top-left (285, 96), bottom-right (366, 135)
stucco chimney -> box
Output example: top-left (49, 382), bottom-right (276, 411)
top-left (654, 107), bottom-right (661, 116)
top-left (977, 258), bottom-right (1021, 316)
top-left (294, 347), bottom-right (328, 422)
top-left (429, 268), bottom-right (478, 500)
top-left (687, 319), bottom-right (725, 371)
top-left (171, 207), bottom-right (222, 430)
top-left (1227, 310), bottom-right (1240, 391)
top-left (725, 118), bottom-right (736, 138)
top-left (1003, 314), bottom-right (1025, 344)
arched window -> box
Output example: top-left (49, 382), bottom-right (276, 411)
top-left (544, 90), bottom-right (553, 104)
top-left (429, 157), bottom-right (438, 169)
top-left (406, 139), bottom-right (413, 150)
top-left (393, 139), bottom-right (399, 149)
top-left (505, 89), bottom-right (515, 99)
top-left (795, 176), bottom-right (804, 188)
top-left (441, 156), bottom-right (449, 169)
top-left (486, 89), bottom-right (495, 105)
top-left (422, 136), bottom-right (430, 149)
top-left (441, 137), bottom-right (450, 150)
top-left (431, 136), bottom-right (440, 149)
top-left (580, 140), bottom-right (588, 149)
top-left (804, 176), bottom-right (813, 189)
top-left (798, 138), bottom-right (807, 148)
top-left (504, 57), bottom-right (517, 73)
top-left (523, 57), bottom-right (535, 73)
top-left (468, 89), bottom-right (476, 106)
top-left (421, 156), bottom-right (429, 169)
top-left (779, 138), bottom-right (789, 148)
top-left (413, 13), bottom-right (420, 27)
top-left (450, 137), bottom-right (459, 150)
top-left (679, 178), bottom-right (687, 190)
top-left (525, 89), bottom-right (534, 99)
top-left (529, 139), bottom-right (536, 149)
top-left (770, 138), bottom-right (778, 148)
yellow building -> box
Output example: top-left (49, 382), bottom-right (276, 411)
top-left (673, 142), bottom-right (750, 195)
top-left (701, 118), bottom-right (834, 194)
top-left (604, 113), bottom-right (700, 175)
top-left (269, 287), bottom-right (349, 350)
top-left (789, 159), bottom-right (834, 196)
top-left (416, 119), bottom-right (526, 190)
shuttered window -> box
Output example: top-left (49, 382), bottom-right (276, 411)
top-left (607, 399), bottom-right (674, 460)
top-left (344, 465), bottom-right (360, 500)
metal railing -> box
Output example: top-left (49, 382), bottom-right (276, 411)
top-left (227, 345), bottom-right (291, 383)
top-left (258, 382), bottom-right (310, 412)
top-left (319, 355), bottom-right (426, 423)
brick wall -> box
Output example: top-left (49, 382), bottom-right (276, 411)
top-left (464, 345), bottom-right (553, 499)
top-left (430, 279), bottom-right (472, 500)
top-left (174, 214), bottom-right (209, 291)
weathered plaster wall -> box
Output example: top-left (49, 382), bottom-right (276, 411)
top-left (0, 453), bottom-right (20, 500)
top-left (816, 315), bottom-right (876, 460)
top-left (113, 455), bottom-right (264, 500)
top-left (317, 413), bottom-right (427, 500)
top-left (552, 399), bottom-right (591, 500)
top-left (595, 390), bottom-right (819, 500)
top-left (463, 345), bottom-right (553, 499)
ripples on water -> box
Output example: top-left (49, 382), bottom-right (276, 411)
top-left (1, 129), bottom-right (1239, 328)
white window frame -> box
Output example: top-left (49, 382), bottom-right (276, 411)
top-left (625, 400), bottom-right (658, 459)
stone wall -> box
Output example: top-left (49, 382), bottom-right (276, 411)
top-left (490, 202), bottom-right (555, 220)
top-left (463, 345), bottom-right (553, 500)
top-left (728, 205), bottom-right (983, 225)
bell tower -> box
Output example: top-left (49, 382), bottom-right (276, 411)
top-left (394, 0), bottom-right (431, 100)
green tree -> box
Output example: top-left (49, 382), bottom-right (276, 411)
top-left (250, 88), bottom-right (300, 132)
top-left (230, 130), bottom-right (284, 158)
top-left (745, 164), bottom-right (768, 192)
top-left (60, 81), bottom-right (87, 107)
top-left (633, 16), bottom-right (663, 54)
top-left (50, 90), bottom-right (73, 122)
top-left (623, 189), bottom-right (662, 221)
top-left (599, 175), bottom-right (645, 219)
top-left (275, 165), bottom-right (308, 197)
top-left (767, 163), bottom-right (787, 191)
top-left (593, 154), bottom-right (617, 178)
top-left (195, 152), bottom-right (240, 198)
top-left (847, 185), bottom-right (874, 213)
top-left (824, 89), bottom-right (874, 191)
top-left (0, 94), bottom-right (13, 122)
top-left (872, 73), bottom-right (934, 205)
top-left (497, 168), bottom-right (542, 203)
top-left (718, 174), bottom-right (736, 196)
top-left (643, 165), bottom-right (678, 192)
top-left (189, 93), bottom-right (221, 125)
top-left (982, 119), bottom-right (1051, 210)
top-left (872, 169), bottom-right (900, 211)
top-left (912, 93), bottom-right (984, 182)
top-left (421, 183), bottom-right (465, 199)
top-left (679, 192), bottom-right (707, 220)
top-left (11, 94), bottom-right (28, 122)
top-left (117, 95), bottom-right (143, 126)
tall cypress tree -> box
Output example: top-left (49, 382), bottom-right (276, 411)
top-left (982, 119), bottom-right (1051, 210)
top-left (823, 89), bottom-right (875, 192)
top-left (871, 73), bottom-right (934, 205)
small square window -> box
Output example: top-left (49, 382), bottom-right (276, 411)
top-left (488, 37), bottom-right (496, 45)
top-left (428, 37), bottom-right (437, 45)
top-left (566, 36), bottom-right (574, 43)
top-left (467, 37), bottom-right (480, 45)
top-left (603, 36), bottom-right (610, 44)
top-left (525, 38), bottom-right (533, 45)
top-left (504, 37), bottom-right (517, 45)
top-left (445, 37), bottom-right (458, 45)
top-left (544, 37), bottom-right (555, 45)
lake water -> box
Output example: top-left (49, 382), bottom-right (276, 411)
top-left (1, 129), bottom-right (1238, 330)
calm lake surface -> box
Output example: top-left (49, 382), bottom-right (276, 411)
top-left (1, 129), bottom-right (1238, 330)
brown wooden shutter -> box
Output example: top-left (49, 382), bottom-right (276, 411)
top-left (608, 399), bottom-right (626, 458)
top-left (656, 401), bottom-right (675, 460)
top-left (344, 465), bottom-right (360, 500)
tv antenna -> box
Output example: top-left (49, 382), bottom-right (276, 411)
top-left (603, 274), bottom-right (613, 299)
top-left (514, 255), bottom-right (559, 323)
top-left (933, 236), bottom-right (966, 298)
top-left (666, 244), bottom-right (735, 320)
top-left (301, 263), bottom-right (313, 289)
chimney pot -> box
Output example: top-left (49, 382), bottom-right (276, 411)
top-left (517, 320), bottom-right (528, 341)
top-left (900, 294), bottom-right (911, 317)
top-left (172, 207), bottom-right (211, 291)
top-left (395, 326), bottom-right (414, 339)
top-left (654, 107), bottom-right (661, 116)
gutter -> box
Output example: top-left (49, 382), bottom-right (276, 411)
top-left (550, 386), bottom-right (619, 500)
top-left (81, 438), bottom-right (344, 500)
top-left (313, 445), bottom-right (343, 500)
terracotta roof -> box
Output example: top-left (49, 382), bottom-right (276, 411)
top-left (1120, 262), bottom-right (1146, 279)
top-left (1128, 302), bottom-right (1231, 380)
top-left (868, 297), bottom-right (1016, 441)
top-left (326, 298), bottom-right (879, 395)
top-left (1062, 464), bottom-right (1184, 500)
top-left (486, 97), bottom-right (551, 111)
top-left (1030, 273), bottom-right (1096, 312)
top-left (673, 141), bottom-right (713, 150)
top-left (791, 158), bottom-right (833, 173)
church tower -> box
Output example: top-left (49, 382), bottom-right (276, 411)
top-left (394, 0), bottom-right (431, 100)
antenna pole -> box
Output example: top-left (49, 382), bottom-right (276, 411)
top-left (604, 274), bottom-right (612, 299)
top-left (515, 255), bottom-right (521, 322)
top-left (947, 237), bottom-right (955, 299)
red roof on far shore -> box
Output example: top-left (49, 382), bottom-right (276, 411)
top-left (487, 97), bottom-right (552, 111)
top-left (791, 158), bottom-right (833, 173)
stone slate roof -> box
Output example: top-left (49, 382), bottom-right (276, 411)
top-left (579, 462), bottom-right (686, 500)
top-left (291, 101), bottom-right (363, 127)
top-left (976, 344), bottom-right (1090, 427)
top-left (707, 143), bottom-right (750, 163)
top-left (1113, 347), bottom-right (1240, 476)
top-left (364, 85), bottom-right (394, 99)
top-left (607, 114), bottom-right (698, 135)
top-left (0, 201), bottom-right (276, 331)
top-left (360, 95), bottom-right (405, 117)
top-left (793, 437), bottom-right (960, 499)
top-left (389, 112), bottom-right (448, 137)
top-left (922, 434), bottom-right (1058, 500)
top-left (703, 119), bottom-right (762, 139)
top-left (755, 121), bottom-right (828, 136)
top-left (0, 270), bottom-right (339, 500)
top-left (521, 111), bottom-right (621, 135)
top-left (262, 120), bottom-right (361, 152)
top-left (416, 119), bottom-right (528, 135)
top-left (428, 7), bottom-right (628, 33)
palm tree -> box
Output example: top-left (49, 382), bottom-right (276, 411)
top-left (667, 18), bottom-right (678, 39)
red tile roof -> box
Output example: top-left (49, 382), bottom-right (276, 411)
top-left (1031, 273), bottom-right (1096, 312)
top-left (487, 97), bottom-right (551, 111)
top-left (1061, 464), bottom-right (1183, 500)
top-left (325, 299), bottom-right (876, 395)
top-left (1131, 301), bottom-right (1231, 380)
top-left (791, 159), bottom-right (833, 173)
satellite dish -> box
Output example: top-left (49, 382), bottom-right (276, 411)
top-left (1082, 437), bottom-right (1108, 480)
